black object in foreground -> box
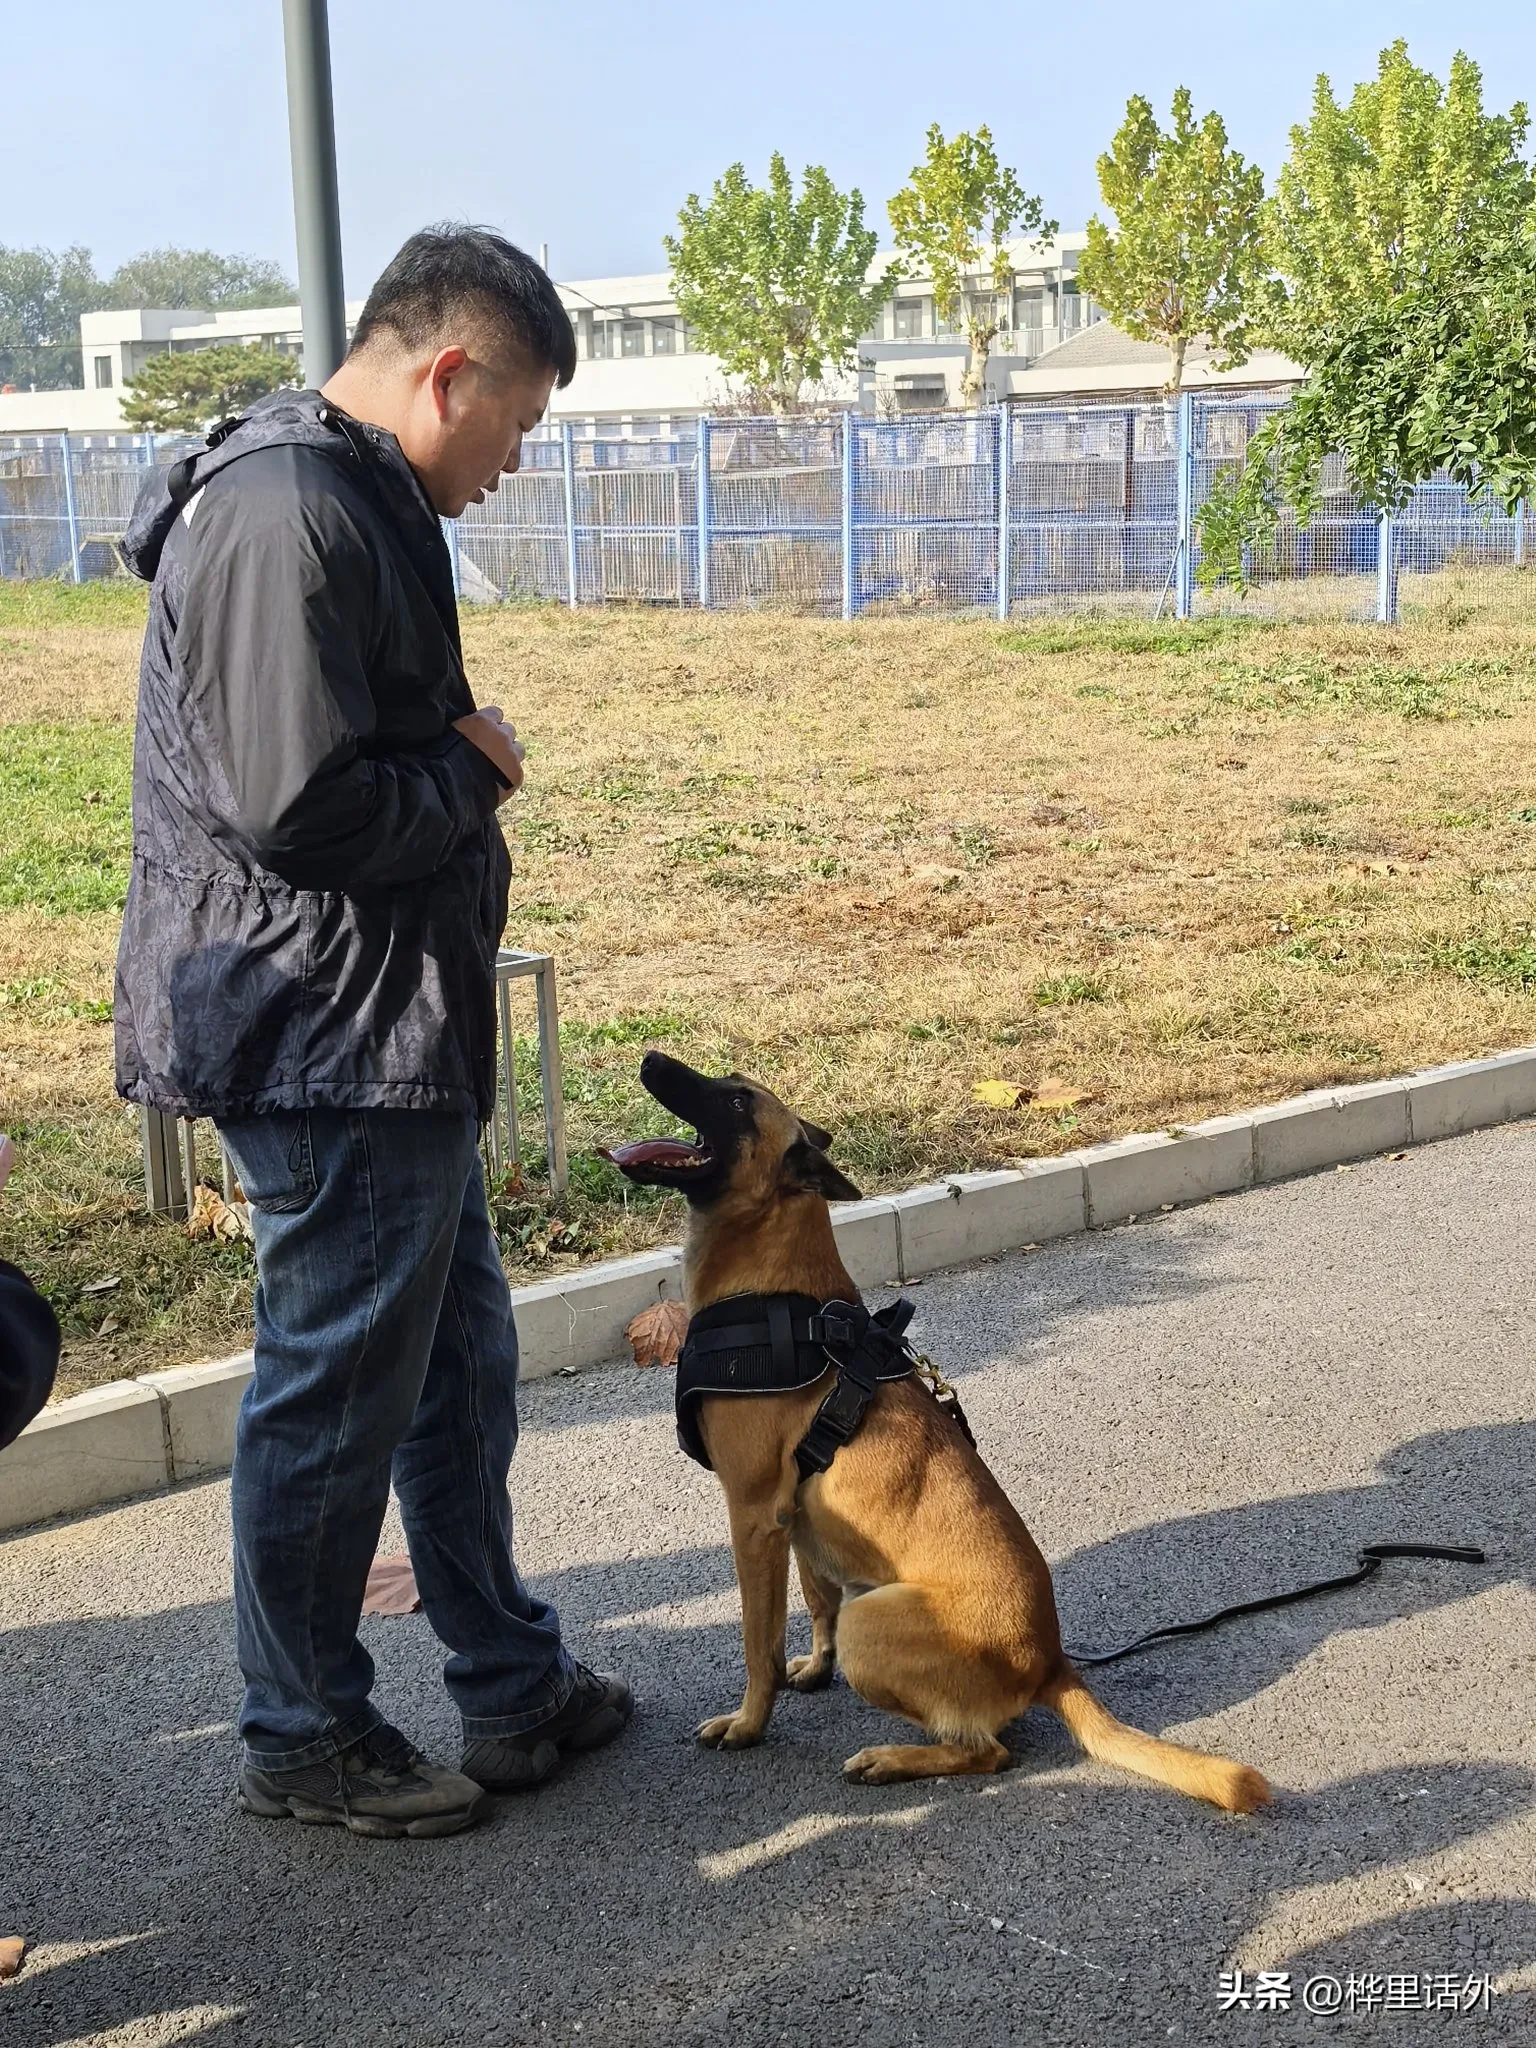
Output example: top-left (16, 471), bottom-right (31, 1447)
top-left (1064, 1542), bottom-right (1487, 1667)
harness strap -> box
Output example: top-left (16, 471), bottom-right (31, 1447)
top-left (674, 1293), bottom-right (921, 1471)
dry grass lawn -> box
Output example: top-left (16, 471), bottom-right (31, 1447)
top-left (3, 571), bottom-right (1535, 1395)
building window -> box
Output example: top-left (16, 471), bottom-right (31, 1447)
top-left (621, 321), bottom-right (646, 357)
top-left (892, 299), bottom-right (927, 340)
top-left (651, 319), bottom-right (678, 355)
top-left (93, 355), bottom-right (114, 389)
top-left (590, 321), bottom-right (617, 359)
top-left (629, 417), bottom-right (661, 438)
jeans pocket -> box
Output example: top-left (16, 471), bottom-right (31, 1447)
top-left (218, 1110), bottom-right (318, 1215)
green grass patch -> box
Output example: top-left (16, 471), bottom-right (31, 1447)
top-left (1209, 659), bottom-right (1513, 723)
top-left (1034, 973), bottom-right (1110, 1006)
top-left (1426, 929), bottom-right (1536, 990)
top-left (1001, 615), bottom-right (1271, 658)
top-left (0, 578), bottom-right (148, 628)
top-left (0, 722), bottom-right (134, 913)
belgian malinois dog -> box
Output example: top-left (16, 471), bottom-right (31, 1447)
top-left (604, 1052), bottom-right (1270, 1812)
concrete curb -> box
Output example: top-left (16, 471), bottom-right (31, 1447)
top-left (6, 1042), bottom-right (1536, 1535)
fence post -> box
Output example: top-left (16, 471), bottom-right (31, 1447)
top-left (1516, 498), bottom-right (1527, 570)
top-left (996, 407), bottom-right (1012, 622)
top-left (696, 414), bottom-right (712, 609)
top-left (60, 431), bottom-right (83, 584)
top-left (1375, 510), bottom-right (1398, 625)
top-left (1173, 392), bottom-right (1193, 620)
top-left (561, 420), bottom-right (578, 609)
top-left (141, 431), bottom-right (157, 473)
top-left (840, 413), bottom-right (856, 622)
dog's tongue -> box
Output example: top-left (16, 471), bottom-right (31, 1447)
top-left (601, 1138), bottom-right (707, 1170)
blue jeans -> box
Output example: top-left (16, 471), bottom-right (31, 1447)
top-left (216, 1108), bottom-right (573, 1770)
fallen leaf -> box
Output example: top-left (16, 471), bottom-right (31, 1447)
top-left (625, 1299), bottom-right (689, 1368)
top-left (0, 1936), bottom-right (25, 1979)
top-left (95, 1314), bottom-right (120, 1339)
top-left (973, 1079), bottom-right (1028, 1109)
top-left (186, 1183), bottom-right (255, 1245)
top-left (80, 1275), bottom-right (121, 1297)
top-left (1388, 1150), bottom-right (1408, 1162)
top-left (362, 1555), bottom-right (421, 1616)
top-left (1031, 1077), bottom-right (1092, 1111)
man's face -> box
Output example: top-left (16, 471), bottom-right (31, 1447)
top-left (405, 349), bottom-right (559, 518)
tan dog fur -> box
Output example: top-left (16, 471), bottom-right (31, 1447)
top-left (683, 1075), bottom-right (1271, 1812)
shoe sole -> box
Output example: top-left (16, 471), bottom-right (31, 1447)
top-left (238, 1785), bottom-right (491, 1838)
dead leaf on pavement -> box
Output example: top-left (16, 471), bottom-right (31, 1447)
top-left (973, 1079), bottom-right (1028, 1109)
top-left (362, 1555), bottom-right (421, 1616)
top-left (186, 1183), bottom-right (254, 1245)
top-left (0, 1936), bottom-right (26, 1980)
top-left (625, 1299), bottom-right (689, 1368)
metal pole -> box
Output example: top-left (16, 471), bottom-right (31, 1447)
top-left (696, 414), bottom-right (712, 609)
top-left (996, 407), bottom-right (1012, 622)
top-left (60, 432), bottom-right (82, 583)
top-left (442, 516), bottom-right (462, 598)
top-left (534, 959), bottom-right (569, 1200)
top-left (1516, 498), bottom-right (1527, 570)
top-left (561, 420), bottom-right (578, 608)
top-left (1375, 510), bottom-right (1398, 625)
top-left (281, 0), bottom-right (347, 387)
top-left (840, 412), bottom-right (856, 622)
top-left (1173, 392), bottom-right (1193, 621)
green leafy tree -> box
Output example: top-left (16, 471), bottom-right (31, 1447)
top-left (121, 342), bottom-right (299, 433)
top-left (105, 248), bottom-right (296, 311)
top-left (1080, 89), bottom-right (1266, 394)
top-left (0, 244), bottom-right (104, 389)
top-left (1197, 228), bottom-right (1536, 588)
top-left (1263, 41), bottom-right (1532, 360)
top-left (887, 125), bottom-right (1055, 408)
top-left (665, 155), bottom-right (891, 412)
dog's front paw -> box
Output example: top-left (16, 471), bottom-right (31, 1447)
top-left (786, 1653), bottom-right (833, 1692)
top-left (697, 1712), bottom-right (764, 1750)
top-left (843, 1746), bottom-right (908, 1785)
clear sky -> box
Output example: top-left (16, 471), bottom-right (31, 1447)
top-left (4, 0), bottom-right (1532, 294)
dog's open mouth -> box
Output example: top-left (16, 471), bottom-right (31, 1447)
top-left (600, 1137), bottom-right (713, 1174)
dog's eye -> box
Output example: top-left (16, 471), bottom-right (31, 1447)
top-left (730, 1091), bottom-right (751, 1114)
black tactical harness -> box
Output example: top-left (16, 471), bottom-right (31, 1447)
top-left (675, 1292), bottom-right (973, 1478)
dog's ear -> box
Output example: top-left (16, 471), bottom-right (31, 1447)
top-left (784, 1137), bottom-right (863, 1204)
top-left (798, 1117), bottom-right (835, 1154)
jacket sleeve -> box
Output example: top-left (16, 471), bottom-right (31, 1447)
top-left (0, 1258), bottom-right (60, 1453)
top-left (174, 447), bottom-right (507, 892)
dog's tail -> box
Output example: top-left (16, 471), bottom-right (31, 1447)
top-left (1037, 1658), bottom-right (1270, 1814)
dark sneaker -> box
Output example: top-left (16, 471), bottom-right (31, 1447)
top-left (461, 1664), bottom-right (633, 1792)
top-left (239, 1723), bottom-right (490, 1838)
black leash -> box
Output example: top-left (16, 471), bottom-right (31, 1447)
top-left (1063, 1541), bottom-right (1486, 1667)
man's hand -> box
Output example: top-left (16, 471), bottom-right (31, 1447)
top-left (452, 707), bottom-right (525, 803)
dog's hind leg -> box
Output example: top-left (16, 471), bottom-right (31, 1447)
top-left (787, 1548), bottom-right (842, 1692)
top-left (835, 1582), bottom-right (1015, 1784)
top-left (698, 1505), bottom-right (792, 1750)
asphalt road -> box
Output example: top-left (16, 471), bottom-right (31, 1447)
top-left (3, 1125), bottom-right (1535, 2048)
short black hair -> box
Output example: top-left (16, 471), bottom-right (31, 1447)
top-left (350, 224), bottom-right (576, 386)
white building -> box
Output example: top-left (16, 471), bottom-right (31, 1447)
top-left (0, 233), bottom-right (1300, 442)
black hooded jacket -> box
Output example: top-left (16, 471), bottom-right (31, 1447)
top-left (114, 390), bottom-right (511, 1122)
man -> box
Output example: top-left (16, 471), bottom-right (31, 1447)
top-left (116, 225), bottom-right (630, 1839)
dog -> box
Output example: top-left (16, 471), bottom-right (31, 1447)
top-left (603, 1052), bottom-right (1270, 1813)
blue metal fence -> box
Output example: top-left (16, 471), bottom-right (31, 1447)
top-left (4, 398), bottom-right (1528, 626)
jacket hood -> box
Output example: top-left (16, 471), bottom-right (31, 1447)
top-left (121, 388), bottom-right (346, 582)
